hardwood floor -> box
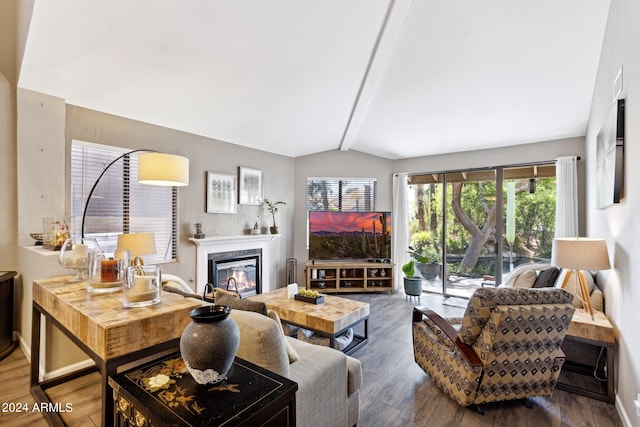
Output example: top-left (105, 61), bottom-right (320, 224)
top-left (346, 292), bottom-right (622, 427)
top-left (0, 291), bottom-right (622, 426)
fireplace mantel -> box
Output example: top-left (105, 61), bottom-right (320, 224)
top-left (189, 234), bottom-right (280, 294)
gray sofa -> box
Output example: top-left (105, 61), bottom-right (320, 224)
top-left (163, 276), bottom-right (361, 427)
top-left (230, 309), bottom-right (361, 427)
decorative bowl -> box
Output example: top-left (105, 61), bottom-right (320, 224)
top-left (30, 233), bottom-right (44, 244)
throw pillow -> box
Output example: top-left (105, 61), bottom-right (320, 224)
top-left (214, 288), bottom-right (267, 315)
top-left (532, 267), bottom-right (560, 288)
top-left (513, 269), bottom-right (537, 288)
top-left (267, 310), bottom-right (300, 363)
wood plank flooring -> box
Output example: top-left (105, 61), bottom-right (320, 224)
top-left (0, 291), bottom-right (622, 426)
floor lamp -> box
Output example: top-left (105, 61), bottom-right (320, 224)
top-left (81, 150), bottom-right (189, 238)
top-left (551, 237), bottom-right (611, 319)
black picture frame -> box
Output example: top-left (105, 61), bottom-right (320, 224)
top-left (596, 98), bottom-right (625, 209)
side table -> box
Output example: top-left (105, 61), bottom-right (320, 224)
top-left (556, 308), bottom-right (616, 403)
top-left (109, 351), bottom-right (298, 426)
top-left (30, 277), bottom-right (203, 426)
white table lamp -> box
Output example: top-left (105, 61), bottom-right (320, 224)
top-left (551, 237), bottom-right (611, 319)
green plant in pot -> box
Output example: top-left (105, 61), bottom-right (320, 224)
top-left (410, 232), bottom-right (442, 280)
top-left (402, 246), bottom-right (428, 298)
top-left (263, 199), bottom-right (285, 235)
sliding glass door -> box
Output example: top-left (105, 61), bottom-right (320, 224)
top-left (443, 170), bottom-right (500, 297)
top-left (407, 164), bottom-right (556, 298)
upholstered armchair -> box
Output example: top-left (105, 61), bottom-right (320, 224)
top-left (413, 287), bottom-right (575, 410)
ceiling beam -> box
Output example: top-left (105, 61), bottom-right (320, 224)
top-left (339, 0), bottom-right (415, 152)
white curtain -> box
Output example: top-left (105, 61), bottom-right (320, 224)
top-left (555, 156), bottom-right (579, 237)
top-left (392, 173), bottom-right (409, 291)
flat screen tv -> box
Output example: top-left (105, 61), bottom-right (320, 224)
top-left (308, 211), bottom-right (391, 261)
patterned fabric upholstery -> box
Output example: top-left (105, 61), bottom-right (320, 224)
top-left (413, 287), bottom-right (575, 407)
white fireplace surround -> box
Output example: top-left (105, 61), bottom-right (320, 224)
top-left (189, 234), bottom-right (280, 294)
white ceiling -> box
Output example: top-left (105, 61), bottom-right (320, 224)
top-left (18, 0), bottom-right (611, 159)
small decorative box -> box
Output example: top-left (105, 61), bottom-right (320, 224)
top-left (294, 294), bottom-right (325, 304)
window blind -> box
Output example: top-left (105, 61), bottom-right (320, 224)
top-left (70, 141), bottom-right (177, 263)
top-left (306, 178), bottom-right (377, 211)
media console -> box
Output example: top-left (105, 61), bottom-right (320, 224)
top-left (305, 261), bottom-right (394, 294)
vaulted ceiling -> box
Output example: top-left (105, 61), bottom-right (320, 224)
top-left (18, 0), bottom-right (610, 159)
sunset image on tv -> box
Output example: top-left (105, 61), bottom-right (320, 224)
top-left (309, 211), bottom-right (391, 260)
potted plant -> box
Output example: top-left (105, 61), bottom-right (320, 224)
top-left (402, 247), bottom-right (428, 298)
top-left (410, 233), bottom-right (442, 280)
top-left (263, 199), bottom-right (285, 234)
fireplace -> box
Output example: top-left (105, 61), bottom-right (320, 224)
top-left (189, 234), bottom-right (278, 295)
top-left (209, 249), bottom-right (261, 298)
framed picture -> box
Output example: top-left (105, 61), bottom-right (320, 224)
top-left (596, 98), bottom-right (625, 209)
top-left (206, 172), bottom-right (236, 213)
top-left (238, 167), bottom-right (263, 205)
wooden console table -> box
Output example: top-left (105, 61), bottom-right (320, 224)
top-left (305, 261), bottom-right (394, 294)
top-left (30, 277), bottom-right (203, 426)
top-left (557, 308), bottom-right (616, 403)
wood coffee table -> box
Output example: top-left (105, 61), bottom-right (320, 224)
top-left (250, 288), bottom-right (370, 354)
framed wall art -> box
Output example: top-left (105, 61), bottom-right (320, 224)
top-left (206, 172), bottom-right (236, 213)
top-left (238, 167), bottom-right (263, 205)
top-left (596, 98), bottom-right (625, 209)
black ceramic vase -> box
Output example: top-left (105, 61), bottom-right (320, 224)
top-left (180, 305), bottom-right (240, 385)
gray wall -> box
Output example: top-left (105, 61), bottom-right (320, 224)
top-left (292, 149), bottom-right (394, 284)
top-left (14, 92), bottom-right (295, 371)
top-left (586, 0), bottom-right (640, 424)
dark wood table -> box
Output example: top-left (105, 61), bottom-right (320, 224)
top-left (556, 308), bottom-right (616, 403)
top-left (0, 271), bottom-right (18, 360)
top-left (30, 277), bottom-right (204, 426)
top-left (109, 351), bottom-right (298, 426)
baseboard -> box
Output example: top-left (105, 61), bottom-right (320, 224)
top-left (616, 394), bottom-right (633, 427)
top-left (15, 332), bottom-right (95, 382)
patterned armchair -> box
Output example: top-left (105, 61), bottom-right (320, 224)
top-left (412, 287), bottom-right (575, 409)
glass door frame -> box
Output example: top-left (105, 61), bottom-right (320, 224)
top-left (439, 168), bottom-right (504, 297)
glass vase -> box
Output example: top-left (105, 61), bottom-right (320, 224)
top-left (123, 265), bottom-right (161, 308)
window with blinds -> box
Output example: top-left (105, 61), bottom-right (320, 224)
top-left (306, 178), bottom-right (377, 211)
top-left (70, 141), bottom-right (177, 263)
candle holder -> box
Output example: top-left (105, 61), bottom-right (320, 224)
top-left (87, 251), bottom-right (128, 294)
top-left (123, 265), bottom-right (161, 308)
top-left (58, 237), bottom-right (99, 283)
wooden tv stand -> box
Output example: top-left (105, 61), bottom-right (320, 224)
top-left (306, 261), bottom-right (394, 294)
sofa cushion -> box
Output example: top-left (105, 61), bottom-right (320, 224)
top-left (532, 267), bottom-right (560, 288)
top-left (266, 310), bottom-right (300, 363)
top-left (229, 309), bottom-right (290, 377)
top-left (215, 288), bottom-right (267, 315)
top-left (513, 269), bottom-right (537, 288)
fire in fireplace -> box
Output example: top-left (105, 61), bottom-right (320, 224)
top-left (208, 249), bottom-right (261, 298)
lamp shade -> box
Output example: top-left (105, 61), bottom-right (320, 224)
top-left (551, 237), bottom-right (611, 271)
top-left (138, 152), bottom-right (189, 186)
top-left (117, 233), bottom-right (157, 257)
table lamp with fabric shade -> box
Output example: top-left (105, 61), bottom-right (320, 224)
top-left (117, 232), bottom-right (157, 266)
top-left (551, 237), bottom-right (611, 319)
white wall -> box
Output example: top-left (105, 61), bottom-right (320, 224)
top-left (586, 0), bottom-right (640, 425)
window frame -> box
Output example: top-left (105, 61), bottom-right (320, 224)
top-left (70, 140), bottom-right (178, 263)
